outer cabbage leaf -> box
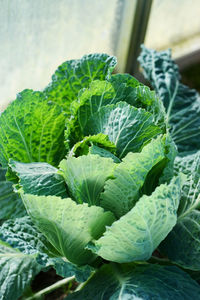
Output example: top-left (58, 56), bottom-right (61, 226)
top-left (44, 53), bottom-right (117, 113)
top-left (59, 154), bottom-right (115, 206)
top-left (84, 102), bottom-right (162, 158)
top-left (49, 257), bottom-right (94, 283)
top-left (21, 193), bottom-right (115, 265)
top-left (138, 46), bottom-right (200, 153)
top-left (0, 217), bottom-right (93, 282)
top-left (160, 152), bottom-right (200, 270)
top-left (0, 167), bottom-right (25, 221)
top-left (0, 240), bottom-right (41, 300)
top-left (0, 90), bottom-right (66, 167)
top-left (0, 216), bottom-right (58, 260)
top-left (67, 263), bottom-right (200, 300)
top-left (88, 176), bottom-right (182, 263)
top-left (9, 160), bottom-right (68, 198)
top-left (100, 135), bottom-right (167, 218)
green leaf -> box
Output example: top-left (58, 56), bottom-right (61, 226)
top-left (0, 167), bottom-right (25, 221)
top-left (0, 90), bottom-right (66, 167)
top-left (9, 160), bottom-right (68, 198)
top-left (89, 145), bottom-right (121, 163)
top-left (0, 216), bottom-right (58, 261)
top-left (69, 133), bottom-right (116, 157)
top-left (100, 135), bottom-right (167, 218)
top-left (49, 257), bottom-right (94, 282)
top-left (160, 152), bottom-right (200, 270)
top-left (0, 240), bottom-right (41, 300)
top-left (65, 79), bottom-right (130, 149)
top-left (109, 73), bottom-right (166, 128)
top-left (138, 46), bottom-right (200, 153)
top-left (21, 193), bottom-right (115, 265)
top-left (0, 217), bottom-right (93, 283)
top-left (67, 263), bottom-right (200, 300)
top-left (84, 102), bottom-right (162, 158)
top-left (88, 176), bottom-right (182, 263)
top-left (44, 54), bottom-right (117, 113)
top-left (59, 154), bottom-right (115, 206)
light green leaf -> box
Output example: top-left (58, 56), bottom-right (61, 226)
top-left (44, 54), bottom-right (117, 113)
top-left (0, 167), bottom-right (25, 221)
top-left (100, 135), bottom-right (167, 218)
top-left (160, 152), bottom-right (200, 270)
top-left (139, 46), bottom-right (200, 153)
top-left (88, 176), bottom-right (182, 263)
top-left (0, 217), bottom-right (93, 282)
top-left (84, 102), bottom-right (162, 158)
top-left (69, 133), bottom-right (116, 157)
top-left (67, 263), bottom-right (200, 300)
top-left (0, 240), bottom-right (41, 300)
top-left (0, 217), bottom-right (93, 283)
top-left (21, 193), bottom-right (115, 265)
top-left (0, 90), bottom-right (66, 167)
top-left (9, 160), bottom-right (68, 198)
top-left (59, 154), bottom-right (115, 206)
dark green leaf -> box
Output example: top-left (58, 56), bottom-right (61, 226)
top-left (9, 160), bottom-right (68, 198)
top-left (0, 167), bottom-right (25, 221)
top-left (84, 102), bottom-right (162, 158)
top-left (160, 152), bottom-right (200, 270)
top-left (67, 263), bottom-right (200, 300)
top-left (0, 240), bottom-right (41, 300)
top-left (138, 46), bottom-right (200, 153)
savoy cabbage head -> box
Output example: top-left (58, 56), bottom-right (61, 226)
top-left (0, 49), bottom-right (199, 300)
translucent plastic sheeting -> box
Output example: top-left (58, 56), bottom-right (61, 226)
top-left (145, 0), bottom-right (200, 58)
top-left (0, 0), bottom-right (132, 110)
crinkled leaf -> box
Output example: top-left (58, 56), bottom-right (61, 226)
top-left (0, 167), bottom-right (25, 221)
top-left (0, 90), bottom-right (66, 167)
top-left (139, 46), bottom-right (200, 153)
top-left (59, 154), bottom-right (115, 206)
top-left (0, 217), bottom-right (93, 282)
top-left (65, 79), bottom-right (137, 149)
top-left (0, 240), bottom-right (41, 300)
top-left (0, 216), bottom-right (58, 261)
top-left (22, 193), bottom-right (115, 265)
top-left (69, 133), bottom-right (116, 157)
top-left (100, 135), bottom-right (167, 218)
top-left (175, 151), bottom-right (200, 217)
top-left (88, 176), bottom-right (182, 263)
top-left (110, 73), bottom-right (166, 128)
top-left (160, 152), bottom-right (200, 270)
top-left (9, 160), bottom-right (68, 198)
top-left (44, 54), bottom-right (117, 113)
top-left (84, 102), bottom-right (162, 158)
top-left (67, 263), bottom-right (200, 300)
